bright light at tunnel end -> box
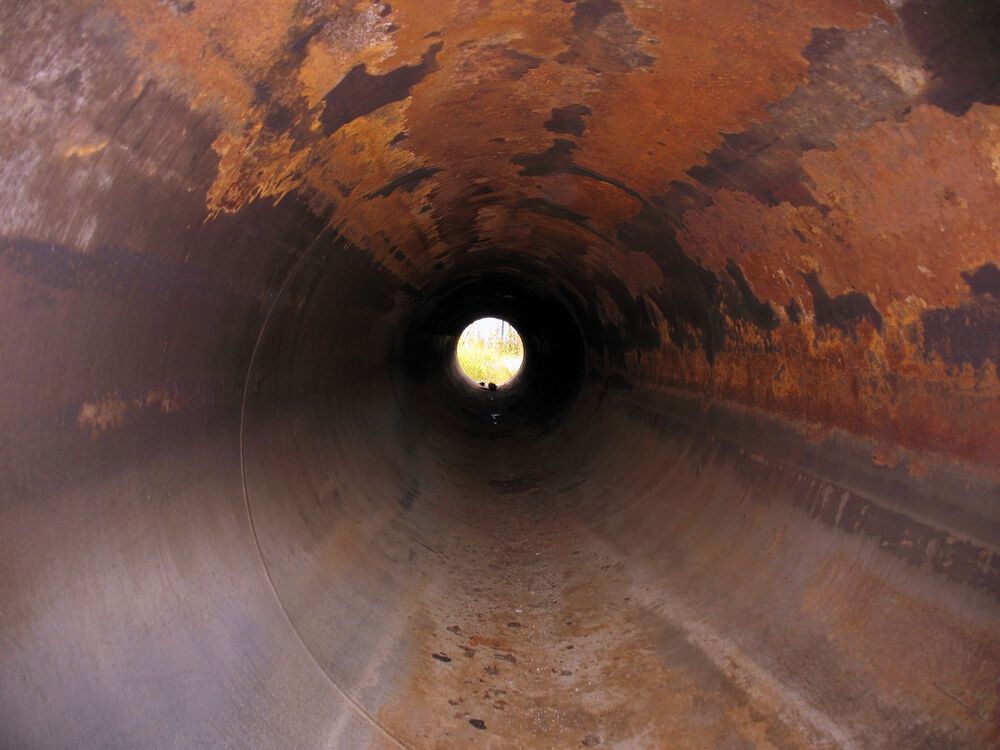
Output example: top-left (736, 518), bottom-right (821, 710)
top-left (456, 317), bottom-right (524, 387)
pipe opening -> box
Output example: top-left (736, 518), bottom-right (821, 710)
top-left (455, 317), bottom-right (524, 388)
top-left (396, 264), bottom-right (590, 440)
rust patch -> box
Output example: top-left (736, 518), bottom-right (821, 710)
top-left (63, 141), bottom-right (109, 159)
top-left (556, 0), bottom-right (655, 74)
top-left (571, 0), bottom-right (892, 198)
top-left (107, 0), bottom-right (301, 116)
top-left (90, 0), bottom-right (1000, 473)
top-left (146, 385), bottom-right (186, 414)
top-left (296, 1), bottom-right (398, 107)
top-left (686, 21), bottom-right (923, 209)
top-left (77, 393), bottom-right (131, 437)
top-left (654, 103), bottom-right (1000, 470)
top-left (678, 105), bottom-right (1000, 314)
top-left (76, 383), bottom-right (188, 438)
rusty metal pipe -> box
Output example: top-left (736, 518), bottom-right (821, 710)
top-left (1, 1), bottom-right (998, 749)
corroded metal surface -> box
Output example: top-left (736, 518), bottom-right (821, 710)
top-left (47, 0), bottom-right (996, 470)
top-left (1, 0), bottom-right (999, 748)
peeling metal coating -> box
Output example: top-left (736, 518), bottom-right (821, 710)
top-left (1, 0), bottom-right (999, 748)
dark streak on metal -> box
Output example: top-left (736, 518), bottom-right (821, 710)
top-left (962, 262), bottom-right (1000, 298)
top-left (367, 167), bottom-right (443, 199)
top-left (900, 0), bottom-right (1000, 115)
top-left (725, 260), bottom-right (779, 331)
top-left (801, 270), bottom-right (883, 335)
top-left (320, 42), bottom-right (443, 136)
top-left (922, 297), bottom-right (1000, 369)
top-left (544, 104), bottom-right (592, 137)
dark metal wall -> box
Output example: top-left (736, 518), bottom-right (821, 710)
top-left (1, 1), bottom-right (998, 748)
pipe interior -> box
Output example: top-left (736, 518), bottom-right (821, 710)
top-left (2, 2), bottom-right (999, 749)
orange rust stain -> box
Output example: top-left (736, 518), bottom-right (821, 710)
top-left (296, 3), bottom-right (398, 108)
top-left (96, 1), bottom-right (1000, 475)
top-left (679, 105), bottom-right (1000, 311)
top-left (657, 104), bottom-right (1000, 473)
top-left (63, 141), bottom-right (109, 159)
top-left (208, 129), bottom-right (312, 213)
top-left (534, 174), bottom-right (643, 237)
top-left (77, 392), bottom-right (132, 438)
top-left (574, 0), bottom-right (892, 197)
top-left (206, 0), bottom-right (582, 228)
top-left (146, 385), bottom-right (186, 414)
top-left (105, 0), bottom-right (895, 284)
top-left (678, 190), bottom-right (825, 312)
top-left (644, 303), bottom-right (1000, 475)
top-left (107, 0), bottom-right (299, 115)
top-left (76, 384), bottom-right (189, 439)
top-left (801, 104), bottom-right (1000, 307)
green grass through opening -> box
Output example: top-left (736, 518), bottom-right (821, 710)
top-left (456, 317), bottom-right (524, 385)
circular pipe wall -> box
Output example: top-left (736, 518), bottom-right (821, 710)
top-left (2, 2), bottom-right (999, 749)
